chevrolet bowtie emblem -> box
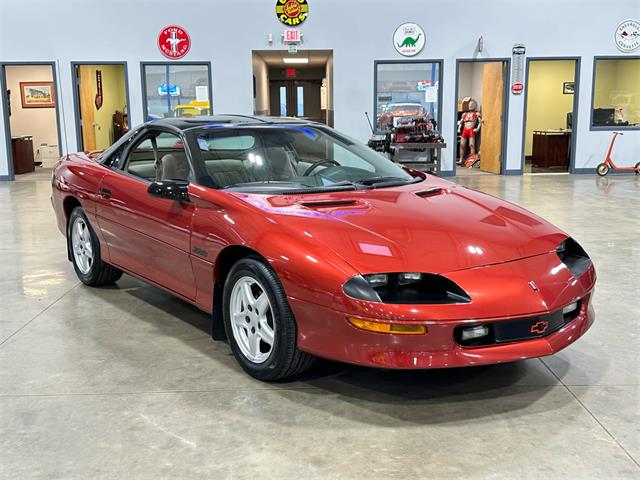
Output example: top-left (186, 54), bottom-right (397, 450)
top-left (530, 320), bottom-right (548, 334)
top-left (528, 280), bottom-right (539, 292)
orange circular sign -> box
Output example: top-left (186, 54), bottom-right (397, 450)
top-left (283, 1), bottom-right (301, 17)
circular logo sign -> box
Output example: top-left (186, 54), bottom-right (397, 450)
top-left (276, 0), bottom-right (309, 26)
top-left (615, 19), bottom-right (640, 52)
top-left (393, 23), bottom-right (425, 57)
top-left (158, 25), bottom-right (191, 59)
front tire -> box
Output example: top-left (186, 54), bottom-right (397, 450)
top-left (223, 257), bottom-right (313, 381)
top-left (68, 207), bottom-right (122, 286)
top-left (596, 163), bottom-right (609, 176)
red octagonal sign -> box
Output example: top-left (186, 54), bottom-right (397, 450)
top-left (158, 25), bottom-right (191, 59)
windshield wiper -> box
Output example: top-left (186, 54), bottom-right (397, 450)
top-left (356, 176), bottom-right (419, 186)
top-left (222, 181), bottom-right (312, 189)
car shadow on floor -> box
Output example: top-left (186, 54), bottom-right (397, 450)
top-left (105, 275), bottom-right (576, 425)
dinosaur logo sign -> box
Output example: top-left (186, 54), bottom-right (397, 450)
top-left (276, 0), bottom-right (309, 27)
top-left (393, 23), bottom-right (425, 57)
top-left (158, 25), bottom-right (191, 59)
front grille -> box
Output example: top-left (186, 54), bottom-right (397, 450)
top-left (454, 301), bottom-right (582, 347)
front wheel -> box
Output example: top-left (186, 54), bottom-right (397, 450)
top-left (223, 257), bottom-right (314, 381)
top-left (596, 163), bottom-right (609, 176)
top-left (68, 207), bottom-right (122, 286)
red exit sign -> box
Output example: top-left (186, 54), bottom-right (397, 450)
top-left (284, 29), bottom-right (301, 43)
top-left (285, 68), bottom-right (296, 77)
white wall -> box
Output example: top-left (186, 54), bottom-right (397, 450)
top-left (251, 53), bottom-right (269, 115)
top-left (1, 0), bottom-right (639, 177)
top-left (458, 62), bottom-right (484, 111)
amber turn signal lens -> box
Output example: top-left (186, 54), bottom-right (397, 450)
top-left (347, 317), bottom-right (427, 335)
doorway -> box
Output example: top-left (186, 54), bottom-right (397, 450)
top-left (72, 62), bottom-right (129, 153)
top-left (1, 62), bottom-right (62, 179)
top-left (522, 58), bottom-right (579, 173)
top-left (454, 59), bottom-right (509, 175)
top-left (252, 50), bottom-right (333, 125)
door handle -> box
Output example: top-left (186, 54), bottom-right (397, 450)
top-left (99, 187), bottom-right (112, 198)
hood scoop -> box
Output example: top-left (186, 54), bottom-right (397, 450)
top-left (415, 187), bottom-right (450, 198)
top-left (300, 199), bottom-right (358, 208)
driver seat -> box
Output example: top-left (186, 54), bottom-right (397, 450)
top-left (160, 153), bottom-right (189, 181)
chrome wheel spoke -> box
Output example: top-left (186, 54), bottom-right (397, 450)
top-left (257, 319), bottom-right (274, 346)
top-left (248, 331), bottom-right (261, 357)
top-left (255, 292), bottom-right (269, 316)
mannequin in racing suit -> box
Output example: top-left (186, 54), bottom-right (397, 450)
top-left (458, 98), bottom-right (482, 161)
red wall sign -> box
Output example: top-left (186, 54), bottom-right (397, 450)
top-left (158, 25), bottom-right (191, 59)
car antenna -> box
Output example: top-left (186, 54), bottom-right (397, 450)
top-left (55, 59), bottom-right (70, 160)
top-left (364, 112), bottom-right (375, 135)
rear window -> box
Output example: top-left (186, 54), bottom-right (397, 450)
top-left (198, 135), bottom-right (256, 151)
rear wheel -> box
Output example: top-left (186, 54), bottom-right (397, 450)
top-left (596, 163), bottom-right (609, 176)
top-left (223, 257), bottom-right (314, 381)
top-left (68, 207), bottom-right (122, 286)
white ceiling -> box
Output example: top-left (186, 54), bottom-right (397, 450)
top-left (253, 49), bottom-right (332, 67)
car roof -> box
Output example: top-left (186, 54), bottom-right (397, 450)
top-left (147, 115), bottom-right (320, 132)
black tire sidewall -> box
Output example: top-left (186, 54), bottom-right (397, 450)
top-left (596, 163), bottom-right (609, 176)
top-left (68, 207), bottom-right (102, 284)
top-left (222, 258), bottom-right (297, 380)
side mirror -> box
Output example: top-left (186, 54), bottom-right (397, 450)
top-left (147, 180), bottom-right (190, 202)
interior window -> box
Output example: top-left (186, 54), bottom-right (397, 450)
top-left (125, 131), bottom-right (191, 182)
top-left (592, 58), bottom-right (640, 128)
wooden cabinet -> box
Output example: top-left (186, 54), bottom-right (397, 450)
top-left (11, 136), bottom-right (35, 175)
top-left (532, 130), bottom-right (570, 169)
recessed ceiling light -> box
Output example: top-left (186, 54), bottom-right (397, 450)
top-left (283, 57), bottom-right (309, 64)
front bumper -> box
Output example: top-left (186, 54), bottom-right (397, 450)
top-left (289, 292), bottom-right (594, 369)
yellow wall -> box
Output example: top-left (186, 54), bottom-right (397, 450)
top-left (593, 59), bottom-right (640, 125)
top-left (79, 64), bottom-right (126, 150)
top-left (524, 60), bottom-right (576, 156)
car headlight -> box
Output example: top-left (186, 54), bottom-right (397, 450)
top-left (557, 237), bottom-right (591, 277)
top-left (343, 273), bottom-right (470, 304)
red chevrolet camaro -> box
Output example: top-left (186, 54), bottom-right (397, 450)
top-left (51, 116), bottom-right (596, 381)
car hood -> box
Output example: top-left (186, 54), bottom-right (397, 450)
top-left (235, 178), bottom-right (567, 275)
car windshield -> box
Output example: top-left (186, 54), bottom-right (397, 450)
top-left (191, 125), bottom-right (418, 193)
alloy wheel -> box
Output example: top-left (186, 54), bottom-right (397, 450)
top-left (229, 276), bottom-right (275, 364)
top-left (71, 217), bottom-right (93, 274)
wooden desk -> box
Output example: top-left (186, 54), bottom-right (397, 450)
top-left (532, 130), bottom-right (570, 169)
top-left (11, 136), bottom-right (35, 175)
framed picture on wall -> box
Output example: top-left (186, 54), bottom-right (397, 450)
top-left (19, 81), bottom-right (56, 108)
top-left (563, 82), bottom-right (575, 95)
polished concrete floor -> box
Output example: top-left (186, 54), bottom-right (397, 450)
top-left (1, 172), bottom-right (638, 479)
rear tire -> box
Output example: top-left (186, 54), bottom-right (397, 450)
top-left (68, 207), bottom-right (122, 286)
top-left (596, 163), bottom-right (609, 176)
top-left (223, 257), bottom-right (314, 381)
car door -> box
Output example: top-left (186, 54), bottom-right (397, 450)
top-left (95, 127), bottom-right (197, 300)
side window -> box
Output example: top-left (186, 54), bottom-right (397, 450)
top-left (125, 131), bottom-right (191, 182)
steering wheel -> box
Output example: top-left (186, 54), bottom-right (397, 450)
top-left (303, 160), bottom-right (340, 176)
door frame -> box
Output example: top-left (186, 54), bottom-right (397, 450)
top-left (453, 58), bottom-right (511, 175)
top-left (0, 61), bottom-right (64, 181)
top-left (70, 61), bottom-right (132, 152)
top-left (520, 56), bottom-right (581, 174)
top-left (140, 61), bottom-right (213, 122)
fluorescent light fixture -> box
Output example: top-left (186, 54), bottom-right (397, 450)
top-left (283, 57), bottom-right (309, 64)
